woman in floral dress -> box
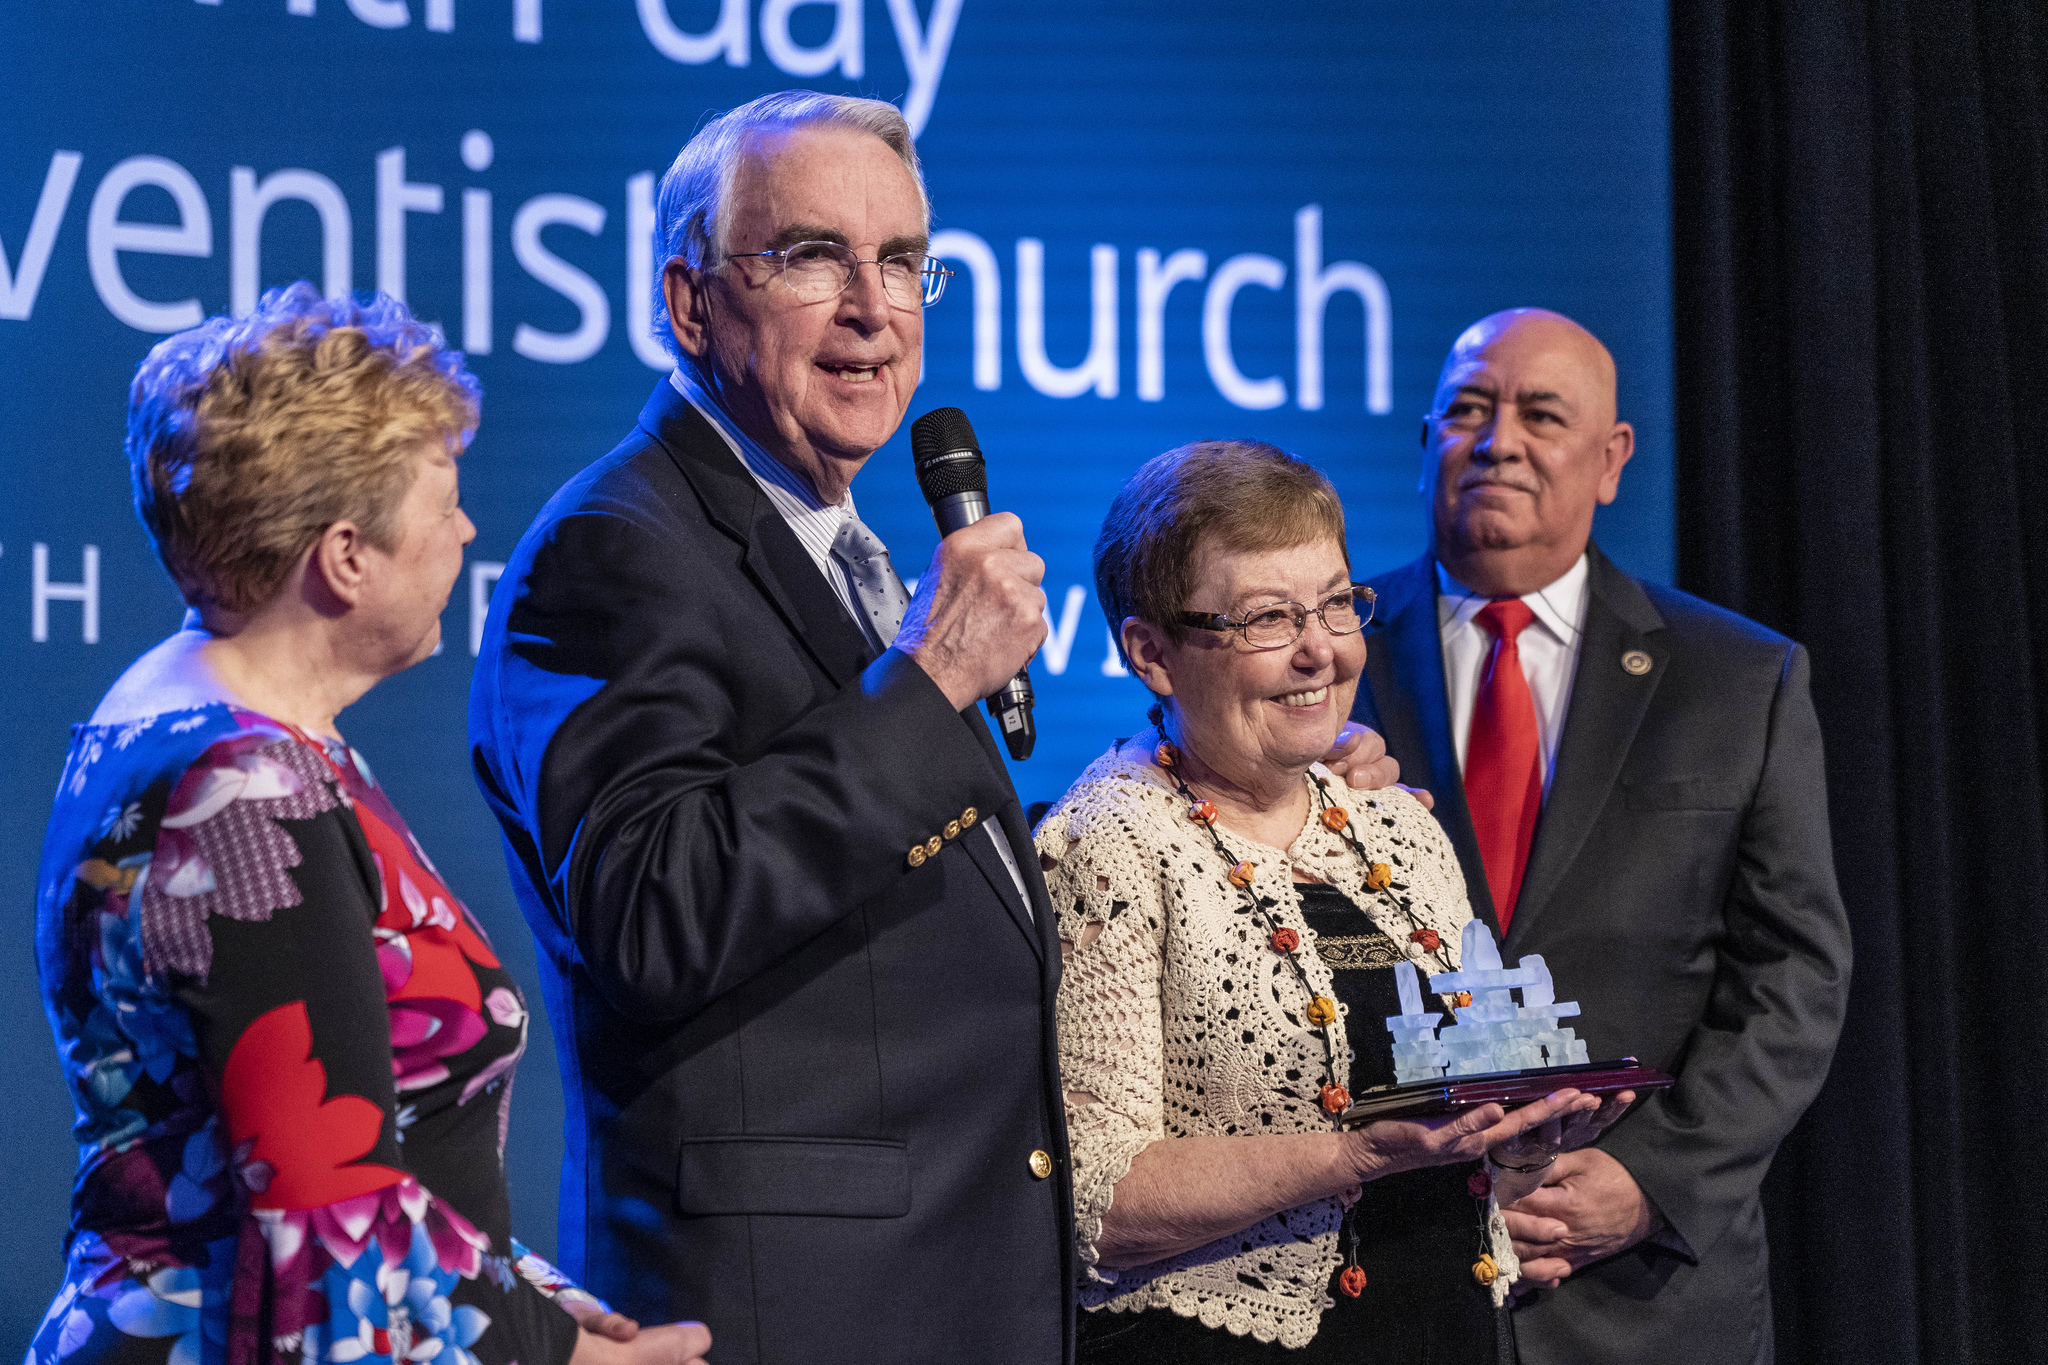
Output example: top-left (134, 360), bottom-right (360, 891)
top-left (27, 284), bottom-right (710, 1365)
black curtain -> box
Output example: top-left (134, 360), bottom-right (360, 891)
top-left (1671, 2), bottom-right (2048, 1361)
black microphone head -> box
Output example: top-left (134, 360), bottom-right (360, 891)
top-left (911, 407), bottom-right (986, 502)
top-left (912, 406), bottom-right (980, 463)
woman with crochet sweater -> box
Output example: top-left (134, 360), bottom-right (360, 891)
top-left (1038, 441), bottom-right (1631, 1362)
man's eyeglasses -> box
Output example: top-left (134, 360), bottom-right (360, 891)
top-left (727, 241), bottom-right (954, 309)
top-left (1176, 585), bottom-right (1378, 651)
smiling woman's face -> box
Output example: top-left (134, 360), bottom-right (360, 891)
top-left (1148, 536), bottom-right (1365, 786)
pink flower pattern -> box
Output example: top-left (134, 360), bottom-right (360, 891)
top-left (32, 707), bottom-right (589, 1365)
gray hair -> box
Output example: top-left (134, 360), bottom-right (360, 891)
top-left (649, 91), bottom-right (930, 359)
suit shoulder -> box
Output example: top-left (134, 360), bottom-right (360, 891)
top-left (1638, 581), bottom-right (1798, 661)
top-left (520, 423), bottom-right (699, 543)
top-left (472, 421), bottom-right (719, 699)
top-left (1361, 555), bottom-right (1434, 598)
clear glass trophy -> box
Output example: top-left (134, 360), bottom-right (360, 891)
top-left (1341, 920), bottom-right (1673, 1126)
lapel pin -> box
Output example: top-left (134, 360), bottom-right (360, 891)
top-left (1621, 650), bottom-right (1653, 676)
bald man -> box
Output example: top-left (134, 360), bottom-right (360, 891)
top-left (1349, 310), bottom-right (1850, 1364)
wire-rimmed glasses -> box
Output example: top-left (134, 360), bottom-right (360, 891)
top-left (1176, 585), bottom-right (1378, 651)
top-left (726, 240), bottom-right (954, 308)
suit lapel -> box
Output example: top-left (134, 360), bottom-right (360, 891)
top-left (640, 382), bottom-right (875, 689)
top-left (1358, 556), bottom-right (1503, 939)
top-left (1506, 544), bottom-right (1667, 951)
top-left (640, 380), bottom-right (1046, 961)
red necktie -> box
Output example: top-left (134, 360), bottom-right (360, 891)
top-left (1465, 600), bottom-right (1543, 931)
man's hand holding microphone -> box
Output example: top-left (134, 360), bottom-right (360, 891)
top-left (894, 409), bottom-right (1047, 750)
top-left (896, 511), bottom-right (1048, 714)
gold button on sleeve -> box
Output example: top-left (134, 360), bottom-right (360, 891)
top-left (944, 820), bottom-right (961, 840)
top-left (924, 836), bottom-right (943, 858)
top-left (907, 846), bottom-right (927, 868)
top-left (960, 806), bottom-right (978, 828)
top-left (1029, 1149), bottom-right (1053, 1179)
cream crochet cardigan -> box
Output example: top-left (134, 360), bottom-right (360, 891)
top-left (1037, 746), bottom-right (1477, 1349)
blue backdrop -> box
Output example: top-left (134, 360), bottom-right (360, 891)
top-left (0, 1), bottom-right (1669, 1343)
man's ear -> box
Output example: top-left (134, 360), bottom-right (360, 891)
top-left (1120, 616), bottom-right (1175, 699)
top-left (305, 521), bottom-right (368, 616)
top-left (662, 257), bottom-right (712, 358)
top-left (1596, 420), bottom-right (1635, 505)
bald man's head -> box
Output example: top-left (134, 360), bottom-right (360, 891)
top-left (1422, 308), bottom-right (1634, 596)
top-left (1438, 309), bottom-right (1618, 418)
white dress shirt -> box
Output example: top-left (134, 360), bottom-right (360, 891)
top-left (1437, 554), bottom-right (1591, 796)
top-left (669, 366), bottom-right (1033, 914)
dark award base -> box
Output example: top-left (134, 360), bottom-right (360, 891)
top-left (1338, 1058), bottom-right (1675, 1128)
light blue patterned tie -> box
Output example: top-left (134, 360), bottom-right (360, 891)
top-left (830, 513), bottom-right (911, 649)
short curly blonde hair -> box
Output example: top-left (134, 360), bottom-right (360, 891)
top-left (127, 282), bottom-right (481, 614)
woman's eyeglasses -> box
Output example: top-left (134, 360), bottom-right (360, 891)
top-left (1176, 585), bottom-right (1378, 651)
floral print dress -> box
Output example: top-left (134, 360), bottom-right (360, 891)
top-left (29, 705), bottom-right (590, 1365)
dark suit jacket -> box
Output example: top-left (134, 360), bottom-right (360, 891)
top-left (469, 382), bottom-right (1075, 1365)
top-left (1351, 547), bottom-right (1850, 1365)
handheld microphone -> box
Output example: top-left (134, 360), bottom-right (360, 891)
top-left (909, 406), bottom-right (1036, 760)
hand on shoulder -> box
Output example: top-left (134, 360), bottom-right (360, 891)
top-left (1319, 723), bottom-right (1435, 811)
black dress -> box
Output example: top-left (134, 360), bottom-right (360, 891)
top-left (1078, 882), bottom-right (1506, 1363)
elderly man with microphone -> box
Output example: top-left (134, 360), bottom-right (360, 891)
top-left (471, 91), bottom-right (1410, 1363)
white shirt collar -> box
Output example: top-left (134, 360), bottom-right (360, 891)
top-left (1434, 552), bottom-right (1590, 648)
top-left (668, 364), bottom-right (868, 637)
top-left (668, 365), bottom-right (854, 520)
top-left (1432, 552), bottom-right (1592, 791)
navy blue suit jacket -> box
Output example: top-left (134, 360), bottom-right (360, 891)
top-left (469, 383), bottom-right (1074, 1364)
top-left (1352, 548), bottom-right (1850, 1365)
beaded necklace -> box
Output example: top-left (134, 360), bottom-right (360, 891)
top-left (1153, 731), bottom-right (1470, 1301)
top-left (1151, 734), bottom-right (1458, 1111)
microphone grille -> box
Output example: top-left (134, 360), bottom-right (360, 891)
top-left (910, 407), bottom-right (987, 501)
